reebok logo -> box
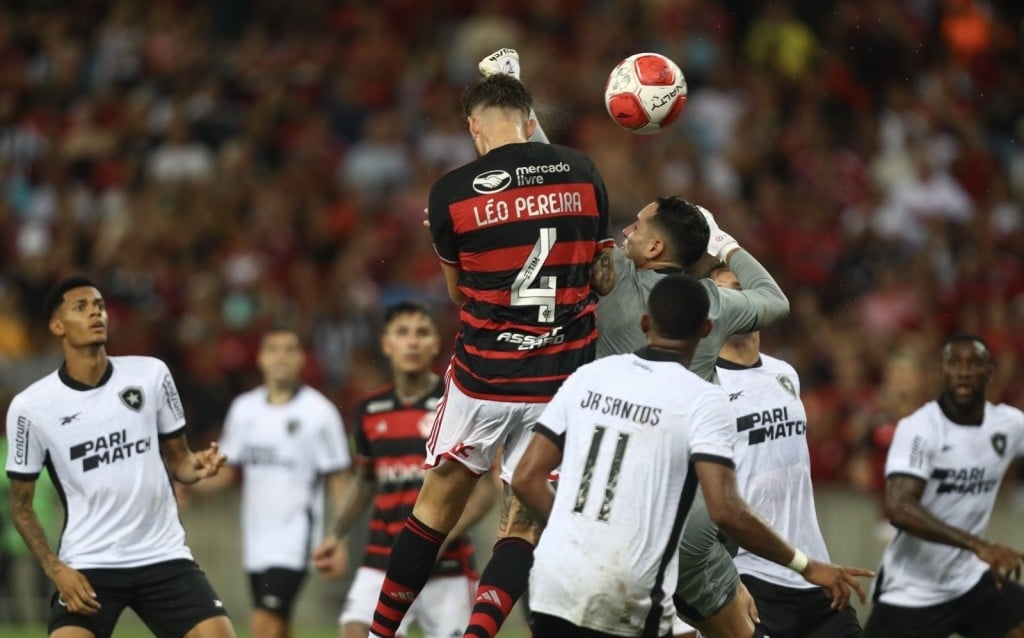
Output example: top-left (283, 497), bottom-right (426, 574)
top-left (60, 413), bottom-right (82, 425)
top-left (728, 391), bottom-right (744, 402)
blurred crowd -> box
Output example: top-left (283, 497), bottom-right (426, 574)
top-left (1, 0), bottom-right (1022, 495)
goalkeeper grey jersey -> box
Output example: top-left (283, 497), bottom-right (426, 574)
top-left (596, 247), bottom-right (789, 380)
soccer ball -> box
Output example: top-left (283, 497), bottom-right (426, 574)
top-left (604, 53), bottom-right (687, 134)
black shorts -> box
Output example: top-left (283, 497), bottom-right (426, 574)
top-left (248, 568), bottom-right (307, 620)
top-left (864, 571), bottom-right (1024, 638)
top-left (741, 574), bottom-right (862, 638)
top-left (48, 559), bottom-right (229, 638)
top-left (531, 612), bottom-right (671, 638)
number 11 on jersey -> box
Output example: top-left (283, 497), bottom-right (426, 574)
top-left (573, 425), bottom-right (631, 522)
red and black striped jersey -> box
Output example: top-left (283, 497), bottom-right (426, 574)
top-left (428, 142), bottom-right (614, 402)
top-left (353, 381), bottom-right (475, 577)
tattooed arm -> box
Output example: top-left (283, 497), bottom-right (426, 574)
top-left (591, 246), bottom-right (617, 296)
top-left (10, 479), bottom-right (101, 615)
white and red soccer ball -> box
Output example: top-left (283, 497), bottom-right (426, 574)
top-left (604, 52), bottom-right (688, 134)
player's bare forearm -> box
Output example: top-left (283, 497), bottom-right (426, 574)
top-left (330, 468), bottom-right (375, 539)
top-left (10, 479), bottom-right (62, 578)
top-left (696, 461), bottom-right (796, 567)
top-left (590, 246), bottom-right (617, 296)
top-left (885, 475), bottom-right (984, 550)
top-left (160, 436), bottom-right (226, 485)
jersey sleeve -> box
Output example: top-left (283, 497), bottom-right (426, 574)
top-left (689, 387), bottom-right (737, 467)
top-left (720, 250), bottom-right (790, 332)
top-left (428, 180), bottom-right (459, 265)
top-left (156, 362), bottom-right (187, 438)
top-left (218, 399), bottom-right (244, 467)
top-left (884, 415), bottom-right (933, 481)
top-left (537, 370), bottom-right (581, 439)
top-left (314, 402), bottom-right (352, 474)
top-left (5, 397), bottom-right (47, 480)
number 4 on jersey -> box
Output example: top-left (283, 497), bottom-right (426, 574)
top-left (511, 227), bottom-right (557, 323)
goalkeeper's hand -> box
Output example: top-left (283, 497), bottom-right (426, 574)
top-left (699, 205), bottom-right (740, 261)
top-left (479, 48), bottom-right (520, 79)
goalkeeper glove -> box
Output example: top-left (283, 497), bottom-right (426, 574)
top-left (698, 205), bottom-right (740, 260)
top-left (479, 48), bottom-right (520, 79)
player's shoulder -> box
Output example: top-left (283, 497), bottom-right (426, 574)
top-left (110, 355), bottom-right (170, 376)
top-left (757, 353), bottom-right (798, 377)
top-left (897, 401), bottom-right (940, 431)
top-left (227, 386), bottom-right (266, 410)
top-left (10, 368), bottom-right (62, 410)
top-left (357, 384), bottom-right (397, 417)
top-left (296, 384), bottom-right (339, 409)
top-left (986, 402), bottom-right (1024, 428)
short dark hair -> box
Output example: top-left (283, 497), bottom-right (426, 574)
top-left (943, 333), bottom-right (991, 358)
top-left (459, 74), bottom-right (533, 119)
top-left (646, 274), bottom-right (709, 340)
top-left (649, 197), bottom-right (710, 268)
top-left (383, 301), bottom-right (437, 329)
top-left (44, 276), bottom-right (99, 321)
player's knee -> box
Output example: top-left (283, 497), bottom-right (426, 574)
top-left (250, 609), bottom-right (287, 638)
top-left (184, 615), bottom-right (237, 638)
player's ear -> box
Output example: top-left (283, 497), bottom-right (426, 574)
top-left (648, 238), bottom-right (665, 260)
top-left (640, 314), bottom-right (651, 335)
top-left (700, 318), bottom-right (712, 338)
top-left (49, 316), bottom-right (64, 338)
top-left (467, 115), bottom-right (481, 139)
top-left (380, 333), bottom-right (393, 359)
top-left (525, 117), bottom-right (537, 140)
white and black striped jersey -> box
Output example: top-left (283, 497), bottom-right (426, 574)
top-left (529, 349), bottom-right (736, 638)
top-left (219, 385), bottom-right (351, 572)
top-left (875, 400), bottom-right (1024, 606)
top-left (5, 356), bottom-right (193, 569)
top-left (716, 354), bottom-right (831, 588)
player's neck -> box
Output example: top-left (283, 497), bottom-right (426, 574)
top-left (938, 393), bottom-right (984, 425)
top-left (718, 333), bottom-right (760, 366)
top-left (266, 381), bottom-right (301, 404)
top-left (63, 345), bottom-right (109, 387)
top-left (478, 125), bottom-right (527, 155)
top-left (641, 257), bottom-right (682, 272)
top-left (393, 370), bottom-right (438, 404)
